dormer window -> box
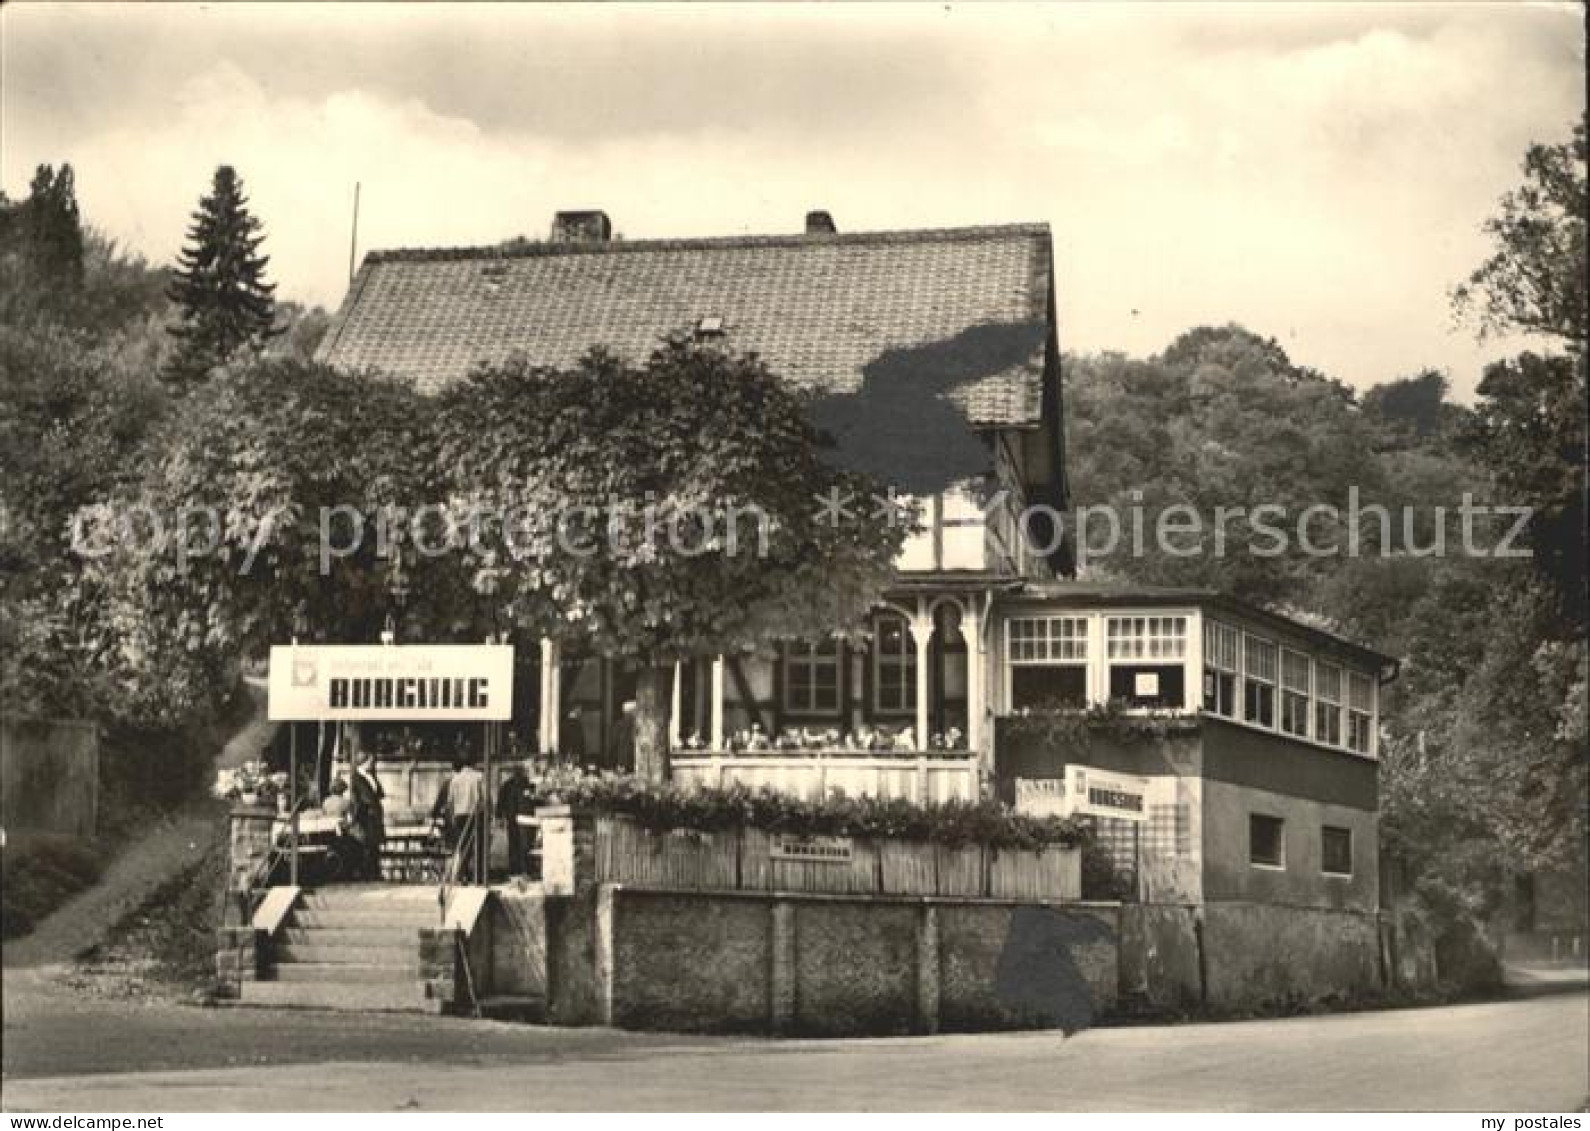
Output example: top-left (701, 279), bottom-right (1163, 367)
top-left (480, 263), bottom-right (509, 294)
top-left (695, 316), bottom-right (725, 338)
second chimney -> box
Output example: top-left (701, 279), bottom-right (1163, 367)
top-left (805, 210), bottom-right (837, 235)
top-left (551, 210), bottom-right (613, 243)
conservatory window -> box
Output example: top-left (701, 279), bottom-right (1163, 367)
top-left (1107, 615), bottom-right (1187, 709)
top-left (1314, 662), bottom-right (1344, 747)
top-left (1280, 649), bottom-right (1312, 739)
top-left (1008, 616), bottom-right (1089, 710)
top-left (1243, 635), bottom-right (1277, 728)
top-left (1203, 620), bottom-right (1241, 718)
top-left (1347, 671), bottom-right (1375, 755)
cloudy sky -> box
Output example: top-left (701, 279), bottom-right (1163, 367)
top-left (2, 2), bottom-right (1583, 397)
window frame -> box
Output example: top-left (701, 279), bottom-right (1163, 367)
top-left (782, 638), bottom-right (841, 716)
top-left (1321, 824), bottom-right (1353, 877)
top-left (1314, 661), bottom-right (1344, 748)
top-left (872, 613), bottom-right (917, 716)
top-left (1202, 619), bottom-right (1241, 718)
top-left (1346, 670), bottom-right (1375, 755)
top-left (1242, 634), bottom-right (1278, 729)
top-left (1280, 648), bottom-right (1312, 739)
top-left (1248, 813), bottom-right (1286, 870)
top-left (1106, 614), bottom-right (1189, 710)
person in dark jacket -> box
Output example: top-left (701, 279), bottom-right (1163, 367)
top-left (496, 763), bottom-right (538, 877)
top-left (561, 704), bottom-right (587, 766)
top-left (606, 700), bottom-right (637, 773)
top-left (348, 751), bottom-right (386, 880)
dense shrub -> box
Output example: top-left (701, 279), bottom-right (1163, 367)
top-left (554, 775), bottom-right (1089, 850)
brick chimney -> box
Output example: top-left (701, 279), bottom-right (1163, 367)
top-left (804, 210), bottom-right (837, 235)
top-left (550, 210), bottom-right (613, 243)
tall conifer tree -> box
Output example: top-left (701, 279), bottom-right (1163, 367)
top-left (166, 165), bottom-right (277, 383)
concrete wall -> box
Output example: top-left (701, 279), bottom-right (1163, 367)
top-left (1118, 904), bottom-right (1204, 1009)
top-left (1201, 779), bottom-right (1378, 912)
top-left (592, 886), bottom-right (1118, 1036)
top-left (1118, 902), bottom-right (1383, 1010)
top-left (1, 717), bottom-right (98, 839)
top-left (1201, 902), bottom-right (1381, 1006)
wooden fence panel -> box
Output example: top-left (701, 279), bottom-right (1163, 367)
top-left (987, 846), bottom-right (1081, 901)
top-left (595, 817), bottom-right (739, 891)
top-left (933, 844), bottom-right (988, 898)
top-left (1, 718), bottom-right (98, 839)
top-left (878, 839), bottom-right (936, 895)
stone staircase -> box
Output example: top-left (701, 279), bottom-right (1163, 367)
top-left (242, 884), bottom-right (438, 1012)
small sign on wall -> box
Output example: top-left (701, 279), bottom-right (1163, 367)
top-left (1014, 777), bottom-right (1069, 818)
top-left (1134, 671), bottom-right (1161, 697)
top-left (770, 835), bottom-right (854, 863)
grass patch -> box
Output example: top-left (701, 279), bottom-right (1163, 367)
top-left (68, 813), bottom-right (230, 1001)
top-left (1, 833), bottom-right (108, 940)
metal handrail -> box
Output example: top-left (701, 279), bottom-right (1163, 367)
top-left (435, 808), bottom-right (485, 1017)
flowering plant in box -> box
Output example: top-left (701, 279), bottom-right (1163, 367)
top-left (213, 760), bottom-right (279, 808)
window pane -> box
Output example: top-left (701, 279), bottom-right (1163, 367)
top-left (1109, 664), bottom-right (1185, 709)
top-left (1203, 670), bottom-right (1237, 716)
top-left (1315, 662), bottom-right (1343, 704)
top-left (1109, 615), bottom-right (1186, 660)
top-left (1249, 814), bottom-right (1285, 867)
top-left (1011, 666), bottom-right (1087, 710)
top-left (1244, 636), bottom-right (1277, 683)
top-left (1244, 681), bottom-right (1275, 727)
top-left (1322, 826), bottom-right (1352, 875)
top-left (1281, 649), bottom-right (1310, 692)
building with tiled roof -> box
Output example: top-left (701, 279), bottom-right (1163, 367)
top-left (301, 209), bottom-right (1395, 1014)
top-left (318, 211), bottom-right (1067, 564)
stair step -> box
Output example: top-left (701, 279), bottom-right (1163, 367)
top-left (274, 962), bottom-right (419, 984)
top-left (288, 909), bottom-right (437, 929)
top-left (277, 943), bottom-right (415, 965)
top-left (280, 926), bottom-right (425, 947)
top-left (240, 980), bottom-right (429, 1013)
top-left (298, 886), bottom-right (439, 909)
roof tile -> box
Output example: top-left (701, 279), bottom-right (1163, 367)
top-left (317, 223), bottom-right (1055, 428)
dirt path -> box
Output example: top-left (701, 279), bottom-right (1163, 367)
top-left (2, 683), bottom-right (276, 974)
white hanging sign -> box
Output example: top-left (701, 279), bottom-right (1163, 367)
top-left (1063, 764), bottom-right (1150, 822)
top-left (268, 644), bottom-right (515, 721)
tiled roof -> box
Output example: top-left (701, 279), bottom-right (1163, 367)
top-left (316, 223), bottom-right (1055, 428)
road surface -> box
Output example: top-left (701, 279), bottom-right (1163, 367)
top-left (3, 971), bottom-right (1585, 1111)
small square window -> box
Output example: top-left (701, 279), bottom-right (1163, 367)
top-left (1322, 826), bottom-right (1353, 876)
top-left (1249, 814), bottom-right (1285, 868)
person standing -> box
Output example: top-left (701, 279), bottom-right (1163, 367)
top-left (348, 752), bottom-right (386, 881)
top-left (496, 763), bottom-right (537, 877)
top-left (561, 704), bottom-right (587, 767)
top-left (606, 700), bottom-right (638, 773)
top-left (446, 756), bottom-right (487, 882)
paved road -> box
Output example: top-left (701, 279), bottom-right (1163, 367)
top-left (4, 974), bottom-right (1585, 1111)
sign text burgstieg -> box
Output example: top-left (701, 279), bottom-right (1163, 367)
top-left (328, 675), bottom-right (491, 711)
top-left (268, 644), bottom-right (515, 721)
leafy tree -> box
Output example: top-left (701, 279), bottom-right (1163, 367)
top-left (1361, 370), bottom-right (1463, 448)
top-left (166, 166), bottom-right (278, 384)
top-left (89, 360), bottom-right (477, 724)
top-left (1463, 352), bottom-right (1587, 629)
top-left (1065, 326), bottom-right (1383, 608)
top-left (434, 341), bottom-right (910, 780)
top-left (1453, 115), bottom-right (1587, 346)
